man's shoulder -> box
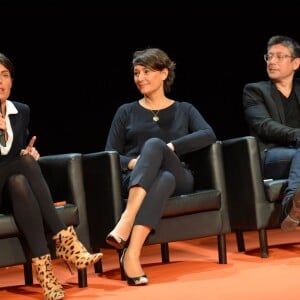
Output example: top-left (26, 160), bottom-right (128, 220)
top-left (244, 80), bottom-right (271, 89)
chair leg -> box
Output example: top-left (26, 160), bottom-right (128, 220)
top-left (161, 242), bottom-right (169, 263)
top-left (217, 234), bottom-right (227, 264)
top-left (23, 261), bottom-right (33, 285)
top-left (21, 239), bottom-right (33, 285)
top-left (94, 260), bottom-right (103, 273)
top-left (258, 229), bottom-right (269, 258)
top-left (235, 230), bottom-right (245, 252)
top-left (77, 269), bottom-right (87, 288)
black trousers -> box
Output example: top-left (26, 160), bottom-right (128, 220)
top-left (123, 138), bottom-right (194, 230)
top-left (0, 154), bottom-right (65, 257)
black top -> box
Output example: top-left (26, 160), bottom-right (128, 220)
top-left (105, 100), bottom-right (217, 172)
top-left (279, 89), bottom-right (300, 129)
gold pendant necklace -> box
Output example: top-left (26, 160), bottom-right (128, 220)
top-left (151, 110), bottom-right (160, 122)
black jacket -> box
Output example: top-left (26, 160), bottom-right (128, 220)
top-left (243, 78), bottom-right (300, 160)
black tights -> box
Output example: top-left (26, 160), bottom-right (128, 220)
top-left (1, 155), bottom-right (66, 257)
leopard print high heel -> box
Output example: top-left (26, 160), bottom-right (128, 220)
top-left (53, 226), bottom-right (103, 271)
top-left (32, 254), bottom-right (64, 300)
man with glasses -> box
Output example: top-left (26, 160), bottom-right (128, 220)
top-left (243, 35), bottom-right (300, 231)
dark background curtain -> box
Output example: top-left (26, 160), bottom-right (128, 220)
top-left (1, 2), bottom-right (299, 155)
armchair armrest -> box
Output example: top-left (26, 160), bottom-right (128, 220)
top-left (183, 141), bottom-right (229, 217)
top-left (82, 151), bottom-right (123, 248)
top-left (222, 136), bottom-right (267, 228)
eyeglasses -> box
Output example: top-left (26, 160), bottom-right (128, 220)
top-left (264, 53), bottom-right (294, 63)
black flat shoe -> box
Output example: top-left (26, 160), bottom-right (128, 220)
top-left (120, 248), bottom-right (148, 286)
top-left (106, 234), bottom-right (126, 250)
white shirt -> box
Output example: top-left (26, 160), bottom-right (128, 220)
top-left (0, 100), bottom-right (18, 155)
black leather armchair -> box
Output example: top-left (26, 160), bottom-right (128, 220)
top-left (82, 141), bottom-right (231, 277)
top-left (0, 153), bottom-right (91, 287)
top-left (222, 136), bottom-right (288, 258)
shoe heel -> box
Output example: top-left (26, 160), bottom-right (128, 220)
top-left (120, 249), bottom-right (127, 281)
top-left (64, 261), bottom-right (74, 275)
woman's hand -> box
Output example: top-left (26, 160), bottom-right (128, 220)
top-left (128, 155), bottom-right (140, 170)
top-left (167, 142), bottom-right (175, 151)
top-left (20, 136), bottom-right (40, 160)
top-left (128, 143), bottom-right (174, 171)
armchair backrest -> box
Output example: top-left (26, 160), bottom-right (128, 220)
top-left (222, 136), bottom-right (288, 258)
top-left (183, 141), bottom-right (229, 216)
top-left (39, 153), bottom-right (90, 248)
top-left (83, 141), bottom-right (231, 250)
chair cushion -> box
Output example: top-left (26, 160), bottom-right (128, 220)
top-left (264, 179), bottom-right (288, 202)
top-left (0, 214), bottom-right (19, 237)
top-left (162, 189), bottom-right (221, 218)
top-left (0, 204), bottom-right (79, 238)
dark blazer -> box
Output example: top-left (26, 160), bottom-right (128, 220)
top-left (0, 101), bottom-right (30, 165)
top-left (243, 78), bottom-right (300, 161)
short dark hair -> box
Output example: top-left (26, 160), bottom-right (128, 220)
top-left (0, 52), bottom-right (14, 78)
top-left (132, 48), bottom-right (176, 93)
top-left (267, 35), bottom-right (300, 58)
